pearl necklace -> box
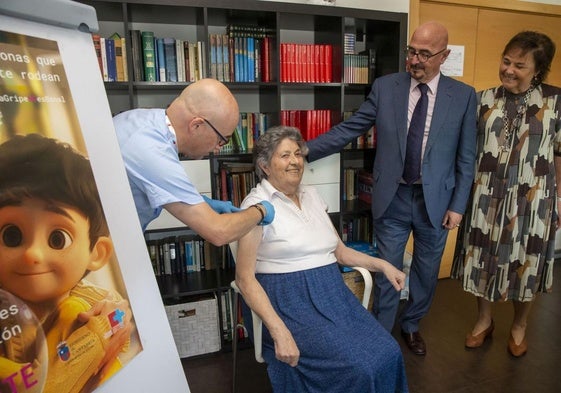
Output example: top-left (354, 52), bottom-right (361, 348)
top-left (499, 85), bottom-right (534, 152)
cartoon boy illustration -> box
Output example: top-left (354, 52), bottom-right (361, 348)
top-left (0, 134), bottom-right (132, 393)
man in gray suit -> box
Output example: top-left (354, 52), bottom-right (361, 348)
top-left (306, 21), bottom-right (476, 355)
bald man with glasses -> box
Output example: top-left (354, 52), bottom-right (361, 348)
top-left (306, 21), bottom-right (477, 355)
top-left (113, 78), bottom-right (274, 243)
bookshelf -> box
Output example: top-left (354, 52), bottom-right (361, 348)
top-left (80, 0), bottom-right (406, 356)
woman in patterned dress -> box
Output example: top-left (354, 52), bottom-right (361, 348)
top-left (452, 31), bottom-right (561, 357)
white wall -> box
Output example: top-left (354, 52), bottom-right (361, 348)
top-left (257, 0), bottom-right (409, 13)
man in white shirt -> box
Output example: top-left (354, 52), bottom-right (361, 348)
top-left (113, 78), bottom-right (274, 244)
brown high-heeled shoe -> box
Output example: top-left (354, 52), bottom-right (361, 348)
top-left (508, 334), bottom-right (527, 357)
top-left (465, 319), bottom-right (494, 348)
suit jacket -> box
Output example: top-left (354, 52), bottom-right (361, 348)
top-left (307, 72), bottom-right (477, 228)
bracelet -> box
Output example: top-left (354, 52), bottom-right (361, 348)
top-left (251, 204), bottom-right (265, 223)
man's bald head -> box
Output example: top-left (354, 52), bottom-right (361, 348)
top-left (178, 78), bottom-right (239, 122)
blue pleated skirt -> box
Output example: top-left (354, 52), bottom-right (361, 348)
top-left (249, 263), bottom-right (409, 393)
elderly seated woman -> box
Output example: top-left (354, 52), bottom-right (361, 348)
top-left (235, 125), bottom-right (409, 392)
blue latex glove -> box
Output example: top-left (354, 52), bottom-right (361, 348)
top-left (203, 195), bottom-right (242, 214)
top-left (257, 200), bottom-right (275, 226)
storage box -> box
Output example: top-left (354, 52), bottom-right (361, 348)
top-left (165, 297), bottom-right (221, 358)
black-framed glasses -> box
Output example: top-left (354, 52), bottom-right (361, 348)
top-left (202, 118), bottom-right (230, 147)
top-left (405, 46), bottom-right (447, 63)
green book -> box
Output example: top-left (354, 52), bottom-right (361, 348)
top-left (141, 31), bottom-right (156, 81)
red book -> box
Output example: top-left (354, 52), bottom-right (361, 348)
top-left (280, 43), bottom-right (286, 82)
top-left (357, 170), bottom-right (373, 204)
top-left (260, 38), bottom-right (268, 82)
top-left (288, 43), bottom-right (296, 83)
top-left (313, 44), bottom-right (320, 83)
top-left (318, 44), bottom-right (325, 83)
top-left (325, 44), bottom-right (333, 82)
top-left (294, 44), bottom-right (301, 83)
top-left (307, 44), bottom-right (313, 83)
top-left (92, 34), bottom-right (103, 76)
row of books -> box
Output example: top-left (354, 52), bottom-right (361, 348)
top-left (343, 168), bottom-right (373, 203)
top-left (217, 162), bottom-right (257, 207)
top-left (130, 31), bottom-right (207, 83)
top-left (92, 33), bottom-right (128, 82)
top-left (220, 112), bottom-right (272, 153)
top-left (342, 216), bottom-right (373, 243)
top-left (343, 54), bottom-right (371, 84)
top-left (357, 170), bottom-right (373, 204)
top-left (93, 32), bottom-right (372, 85)
top-left (146, 237), bottom-right (212, 276)
top-left (342, 112), bottom-right (376, 149)
top-left (209, 33), bottom-right (275, 83)
top-left (280, 109), bottom-right (334, 141)
top-left (279, 43), bottom-right (333, 83)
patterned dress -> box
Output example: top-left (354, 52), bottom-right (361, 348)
top-left (452, 84), bottom-right (561, 302)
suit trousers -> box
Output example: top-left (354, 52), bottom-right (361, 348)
top-left (372, 184), bottom-right (449, 333)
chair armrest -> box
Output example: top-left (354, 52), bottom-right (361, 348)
top-left (230, 280), bottom-right (265, 363)
top-left (251, 310), bottom-right (264, 363)
top-left (351, 266), bottom-right (373, 309)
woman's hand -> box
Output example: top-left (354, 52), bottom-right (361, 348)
top-left (382, 264), bottom-right (407, 291)
top-left (272, 326), bottom-right (300, 367)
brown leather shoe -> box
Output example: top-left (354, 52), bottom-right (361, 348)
top-left (465, 320), bottom-right (494, 348)
top-left (401, 330), bottom-right (426, 356)
top-left (508, 334), bottom-right (527, 357)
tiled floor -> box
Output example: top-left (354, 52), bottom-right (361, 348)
top-left (183, 262), bottom-right (561, 393)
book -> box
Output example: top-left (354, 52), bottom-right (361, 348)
top-left (197, 41), bottom-right (206, 79)
top-left (91, 34), bottom-right (103, 77)
top-left (146, 240), bottom-right (159, 275)
top-left (104, 37), bottom-right (117, 82)
top-left (129, 30), bottom-right (144, 81)
top-left (109, 32), bottom-right (125, 82)
top-left (357, 170), bottom-right (373, 204)
top-left (359, 48), bottom-right (377, 84)
top-left (209, 33), bottom-right (218, 79)
top-left (187, 42), bottom-right (197, 82)
top-left (156, 37), bottom-right (166, 82)
top-left (216, 34), bottom-right (224, 81)
top-left (141, 31), bottom-right (156, 81)
top-left (121, 37), bottom-right (128, 82)
top-left (99, 37), bottom-right (108, 81)
top-left (175, 39), bottom-right (185, 82)
top-left (221, 34), bottom-right (230, 82)
top-left (163, 37), bottom-right (177, 82)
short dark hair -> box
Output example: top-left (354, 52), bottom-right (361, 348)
top-left (503, 31), bottom-right (556, 85)
top-left (253, 126), bottom-right (309, 181)
top-left (0, 134), bottom-right (108, 249)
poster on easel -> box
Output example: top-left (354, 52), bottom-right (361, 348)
top-left (0, 1), bottom-right (190, 392)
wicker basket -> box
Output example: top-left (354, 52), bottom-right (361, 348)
top-left (165, 296), bottom-right (221, 358)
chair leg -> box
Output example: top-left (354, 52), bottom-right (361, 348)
top-left (231, 289), bottom-right (238, 393)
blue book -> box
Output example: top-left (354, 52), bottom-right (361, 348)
top-left (247, 36), bottom-right (255, 82)
top-left (163, 38), bottom-right (177, 82)
top-left (156, 37), bottom-right (166, 81)
top-left (184, 240), bottom-right (194, 273)
top-left (105, 38), bottom-right (117, 82)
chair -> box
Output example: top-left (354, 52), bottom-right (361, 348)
top-left (229, 241), bottom-right (373, 392)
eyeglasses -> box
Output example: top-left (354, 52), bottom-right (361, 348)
top-left (202, 118), bottom-right (230, 147)
top-left (405, 46), bottom-right (447, 63)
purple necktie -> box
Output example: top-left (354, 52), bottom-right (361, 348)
top-left (403, 83), bottom-right (428, 184)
